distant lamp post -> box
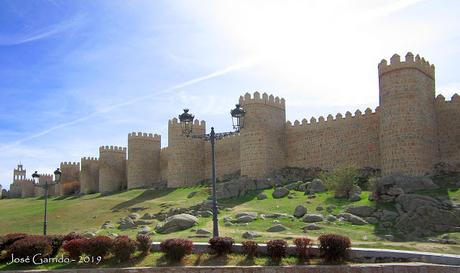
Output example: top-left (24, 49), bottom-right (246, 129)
top-left (178, 104), bottom-right (245, 238)
top-left (34, 168), bottom-right (61, 236)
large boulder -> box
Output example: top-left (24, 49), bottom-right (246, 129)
top-left (348, 185), bottom-right (362, 201)
top-left (337, 212), bottom-right (368, 225)
top-left (267, 224), bottom-right (288, 232)
top-left (306, 179), bottom-right (326, 194)
top-left (393, 194), bottom-right (460, 237)
top-left (118, 217), bottom-right (136, 230)
top-left (233, 215), bottom-right (256, 223)
top-left (373, 174), bottom-right (439, 202)
top-left (242, 231), bottom-right (261, 239)
top-left (345, 206), bottom-right (376, 218)
top-left (272, 187), bottom-right (290, 198)
top-left (257, 192), bottom-right (268, 200)
top-left (302, 214), bottom-right (324, 223)
top-left (155, 213), bottom-right (198, 234)
top-left (294, 205), bottom-right (307, 218)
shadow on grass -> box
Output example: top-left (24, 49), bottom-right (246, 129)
top-left (218, 190), bottom-right (264, 208)
top-left (111, 188), bottom-right (175, 211)
top-left (199, 254), bottom-right (229, 266)
top-left (236, 256), bottom-right (255, 266)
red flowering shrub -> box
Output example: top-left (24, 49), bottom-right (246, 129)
top-left (83, 236), bottom-right (113, 259)
top-left (62, 238), bottom-right (87, 260)
top-left (160, 238), bottom-right (193, 262)
top-left (293, 237), bottom-right (313, 259)
top-left (136, 234), bottom-right (152, 256)
top-left (8, 236), bottom-right (52, 262)
top-left (242, 240), bottom-right (258, 257)
top-left (112, 236), bottom-right (137, 262)
top-left (267, 239), bottom-right (287, 261)
top-left (318, 234), bottom-right (351, 263)
top-left (208, 237), bottom-right (234, 256)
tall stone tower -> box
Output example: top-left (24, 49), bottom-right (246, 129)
top-left (167, 118), bottom-right (206, 187)
top-left (378, 52), bottom-right (439, 175)
top-left (99, 146), bottom-right (127, 194)
top-left (80, 157), bottom-right (99, 194)
top-left (127, 132), bottom-right (161, 189)
top-left (239, 92), bottom-right (286, 178)
top-left (59, 162), bottom-right (80, 196)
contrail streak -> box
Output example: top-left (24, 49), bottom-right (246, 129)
top-left (1, 58), bottom-right (259, 150)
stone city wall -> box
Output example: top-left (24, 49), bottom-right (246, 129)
top-left (286, 108), bottom-right (381, 170)
top-left (204, 133), bottom-right (241, 180)
top-left (80, 157), bottom-right (99, 194)
top-left (435, 94), bottom-right (460, 170)
top-left (127, 132), bottom-right (161, 189)
top-left (99, 146), bottom-right (127, 194)
top-left (59, 162), bottom-right (80, 196)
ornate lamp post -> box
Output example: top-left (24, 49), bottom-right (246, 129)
top-left (33, 168), bottom-right (61, 236)
top-left (178, 104), bottom-right (245, 238)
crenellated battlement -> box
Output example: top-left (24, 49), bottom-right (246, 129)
top-left (38, 174), bottom-right (53, 179)
top-left (286, 107), bottom-right (379, 129)
top-left (378, 52), bottom-right (435, 79)
top-left (60, 162), bottom-right (80, 167)
top-left (238, 91), bottom-right (285, 110)
top-left (82, 157), bottom-right (98, 161)
top-left (128, 132), bottom-right (161, 141)
top-left (169, 117), bottom-right (206, 127)
top-left (99, 145), bottom-right (127, 154)
top-left (435, 93), bottom-right (460, 104)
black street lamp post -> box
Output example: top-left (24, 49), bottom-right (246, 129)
top-left (33, 168), bottom-right (62, 236)
top-left (178, 104), bottom-right (245, 238)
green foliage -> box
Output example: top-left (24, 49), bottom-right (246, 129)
top-left (322, 165), bottom-right (359, 198)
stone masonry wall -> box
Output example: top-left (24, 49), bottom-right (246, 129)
top-left (127, 132), bottom-right (161, 189)
top-left (80, 157), bottom-right (99, 194)
top-left (436, 94), bottom-right (460, 169)
top-left (167, 118), bottom-right (206, 187)
top-left (204, 133), bottom-right (241, 180)
top-left (99, 146), bottom-right (127, 194)
top-left (286, 108), bottom-right (381, 170)
top-left (378, 53), bottom-right (439, 176)
top-left (34, 174), bottom-right (54, 196)
top-left (240, 92), bottom-right (286, 178)
top-left (159, 147), bottom-right (169, 182)
top-left (59, 162), bottom-right (80, 196)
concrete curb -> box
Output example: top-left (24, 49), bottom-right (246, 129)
top-left (152, 242), bottom-right (460, 265)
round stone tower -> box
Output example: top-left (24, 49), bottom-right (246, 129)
top-left (167, 118), bottom-right (205, 187)
top-left (127, 132), bottom-right (161, 189)
top-left (80, 157), bottom-right (99, 194)
top-left (99, 146), bottom-right (127, 194)
top-left (239, 91), bottom-right (286, 178)
top-left (378, 52), bottom-right (439, 175)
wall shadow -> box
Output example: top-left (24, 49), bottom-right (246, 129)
top-left (111, 188), bottom-right (175, 211)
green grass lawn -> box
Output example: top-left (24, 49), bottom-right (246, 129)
top-left (1, 185), bottom-right (459, 255)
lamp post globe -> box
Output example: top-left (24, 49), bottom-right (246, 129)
top-left (54, 168), bottom-right (62, 183)
top-left (230, 104), bottom-right (245, 132)
top-left (32, 171), bottom-right (40, 184)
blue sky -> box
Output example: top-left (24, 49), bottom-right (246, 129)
top-left (1, 0), bottom-right (459, 189)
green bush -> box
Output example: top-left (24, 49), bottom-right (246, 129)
top-left (323, 165), bottom-right (359, 198)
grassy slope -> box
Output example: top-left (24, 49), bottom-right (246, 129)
top-left (0, 186), bottom-right (459, 254)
